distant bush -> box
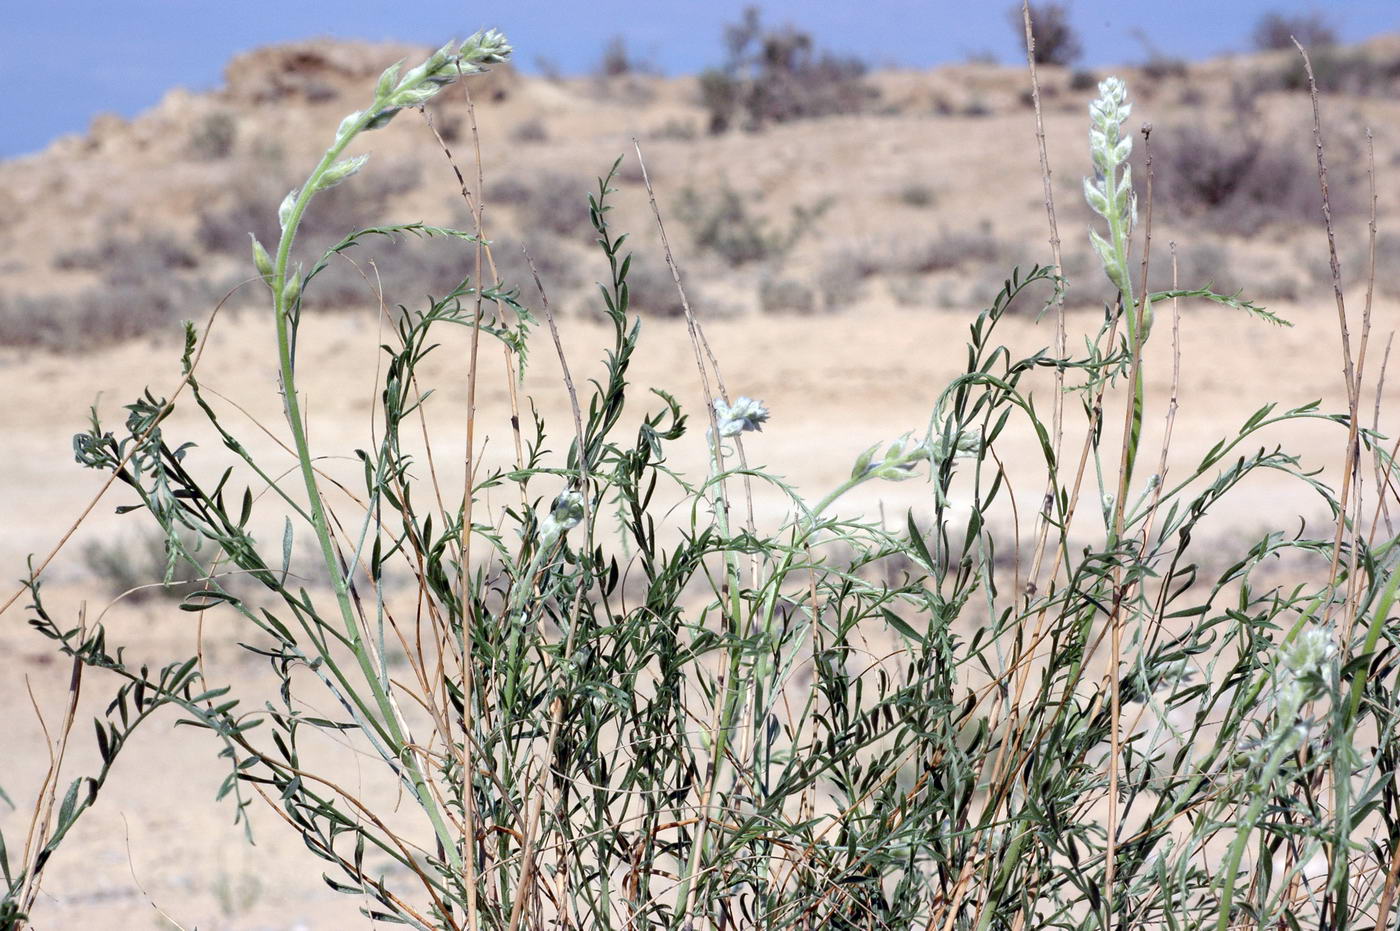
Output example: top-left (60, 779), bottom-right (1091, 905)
top-left (54, 233), bottom-right (198, 274)
top-left (699, 6), bottom-right (876, 133)
top-left (676, 181), bottom-right (829, 265)
top-left (489, 171), bottom-right (593, 239)
top-left (1148, 123), bottom-right (1344, 234)
top-left (621, 259), bottom-right (694, 317)
top-left (832, 230), bottom-right (1005, 280)
top-left (896, 182), bottom-right (938, 208)
top-left (0, 276), bottom-right (223, 351)
top-left (1269, 47), bottom-right (1400, 96)
top-left (1014, 2), bottom-right (1082, 67)
top-left (1252, 11), bottom-right (1338, 51)
top-left (509, 117), bottom-right (549, 144)
top-left (1069, 68), bottom-right (1099, 90)
top-left (596, 36), bottom-right (653, 77)
top-left (81, 529), bottom-right (204, 603)
top-left (187, 110), bottom-right (238, 159)
top-left (758, 275), bottom-right (816, 314)
top-left (197, 159), bottom-right (423, 260)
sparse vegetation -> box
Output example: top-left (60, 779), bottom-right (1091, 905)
top-left (676, 180), bottom-right (829, 264)
top-left (895, 181), bottom-right (938, 208)
top-left (698, 5), bottom-right (876, 133)
top-left (1015, 2), bottom-right (1082, 67)
top-left (1147, 121), bottom-right (1342, 234)
top-left (187, 110), bottom-right (238, 159)
top-left (1252, 10), bottom-right (1339, 51)
top-left (757, 274), bottom-right (816, 314)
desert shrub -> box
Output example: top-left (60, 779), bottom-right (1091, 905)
top-left (482, 233), bottom-right (585, 296)
top-left (896, 182), bottom-right (937, 208)
top-left (757, 275), bottom-right (816, 314)
top-left (509, 116), bottom-right (548, 144)
top-left (1342, 230), bottom-right (1400, 298)
top-left (827, 230), bottom-right (1004, 285)
top-left (650, 118), bottom-right (698, 141)
top-left (54, 232), bottom-right (198, 273)
top-left (699, 6), bottom-right (875, 133)
top-left (1252, 10), bottom-right (1338, 51)
top-left (816, 250), bottom-right (867, 310)
top-left (81, 529), bottom-right (206, 603)
top-left (488, 171), bottom-right (594, 240)
top-left (14, 232), bottom-right (224, 349)
top-left (676, 181), bottom-right (828, 264)
top-left (0, 275), bottom-right (223, 351)
top-left (596, 35), bottom-right (653, 77)
top-left (1014, 2), bottom-right (1082, 67)
top-left (187, 110), bottom-right (238, 159)
top-left (961, 97), bottom-right (993, 117)
top-left (610, 257), bottom-right (694, 317)
top-left (1147, 122), bottom-right (1343, 234)
top-left (1069, 68), bottom-right (1099, 90)
top-left (1271, 46), bottom-right (1400, 96)
top-left (197, 157), bottom-right (423, 259)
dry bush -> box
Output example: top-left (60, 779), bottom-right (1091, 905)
top-left (1015, 2), bottom-right (1082, 67)
top-left (1269, 47), bottom-right (1400, 96)
top-left (699, 6), bottom-right (876, 133)
top-left (757, 275), bottom-right (816, 314)
top-left (896, 182), bottom-right (938, 208)
top-left (54, 233), bottom-right (198, 274)
top-left (596, 36), bottom-right (654, 78)
top-left (830, 231), bottom-right (1005, 282)
top-left (509, 117), bottom-right (549, 144)
top-left (617, 259), bottom-right (695, 317)
top-left (0, 276), bottom-right (221, 351)
top-left (1252, 11), bottom-right (1338, 51)
top-left (9, 232), bottom-right (226, 349)
top-left (676, 182), bottom-right (828, 265)
top-left (1070, 68), bottom-right (1099, 91)
top-left (1059, 238), bottom-right (1311, 311)
top-left (489, 171), bottom-right (593, 239)
top-left (1146, 123), bottom-right (1343, 234)
top-left (187, 110), bottom-right (238, 159)
top-left (197, 158), bottom-right (424, 259)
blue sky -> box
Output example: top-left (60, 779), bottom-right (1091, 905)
top-left (3, 1), bottom-right (1395, 157)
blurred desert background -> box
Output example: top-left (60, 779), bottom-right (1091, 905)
top-left (4, 6), bottom-right (1400, 927)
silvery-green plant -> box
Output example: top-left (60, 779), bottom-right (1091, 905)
top-left (1084, 77), bottom-right (1138, 314)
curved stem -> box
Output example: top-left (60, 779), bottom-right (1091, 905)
top-left (270, 105), bottom-right (461, 869)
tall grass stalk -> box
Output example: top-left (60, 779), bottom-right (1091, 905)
top-left (4, 31), bottom-right (1400, 931)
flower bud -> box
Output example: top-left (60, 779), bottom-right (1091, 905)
top-left (277, 188), bottom-right (298, 231)
top-left (538, 489), bottom-right (585, 546)
top-left (314, 154), bottom-right (369, 193)
top-left (281, 273), bottom-right (301, 307)
top-left (249, 235), bottom-right (273, 280)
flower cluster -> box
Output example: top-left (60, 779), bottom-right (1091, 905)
top-left (1083, 76), bottom-right (1137, 300)
top-left (714, 396), bottom-right (769, 437)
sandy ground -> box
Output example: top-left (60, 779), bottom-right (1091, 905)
top-left (2, 284), bottom-right (1395, 928)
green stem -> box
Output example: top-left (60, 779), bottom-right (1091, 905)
top-left (676, 431), bottom-right (747, 922)
top-left (1216, 718), bottom-right (1303, 931)
top-left (270, 104), bottom-right (460, 869)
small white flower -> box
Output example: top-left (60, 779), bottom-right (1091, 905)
top-left (714, 396), bottom-right (769, 437)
